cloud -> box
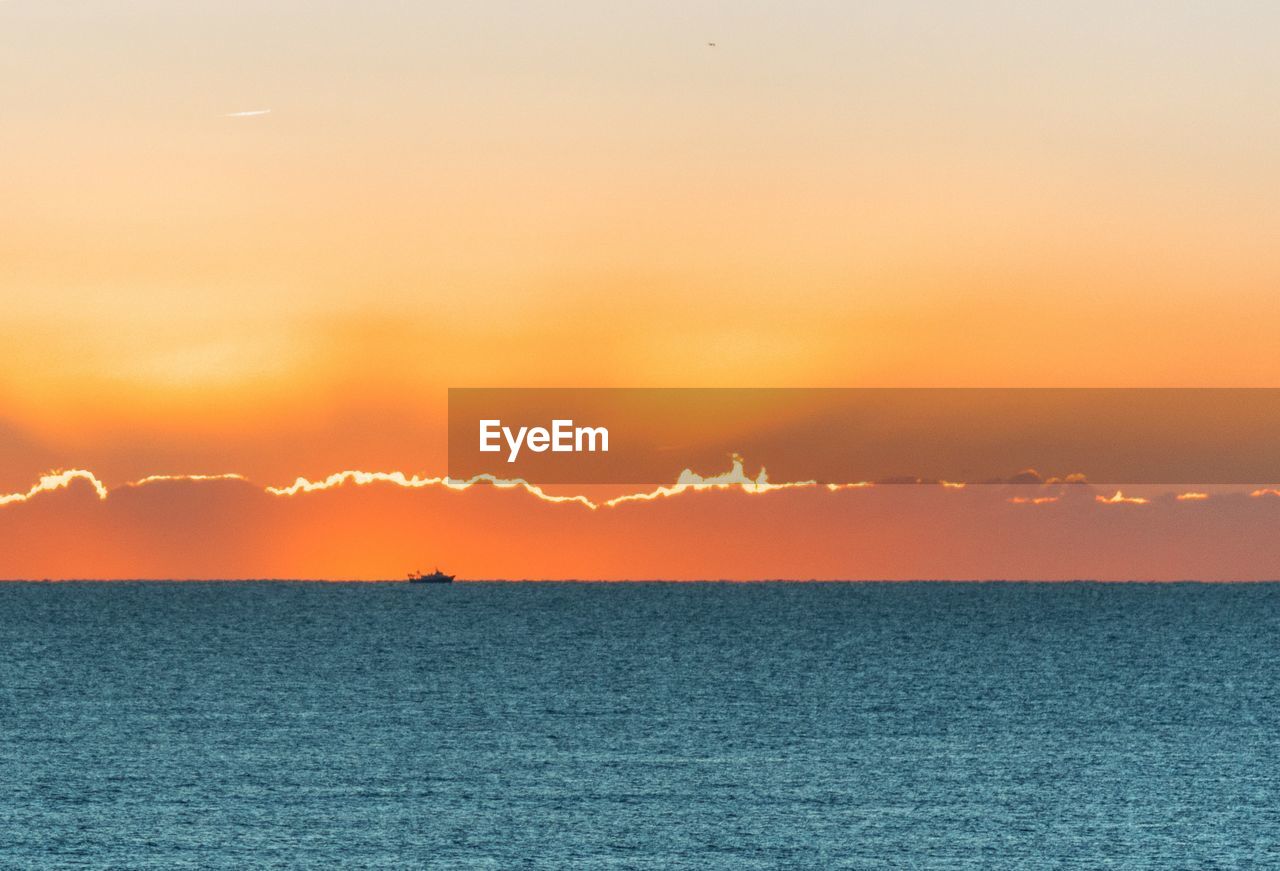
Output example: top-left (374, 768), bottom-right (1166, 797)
top-left (603, 456), bottom-right (816, 507)
top-left (1096, 491), bottom-right (1150, 506)
top-left (0, 461), bottom-right (1246, 515)
top-left (0, 470), bottom-right (107, 506)
top-left (4, 461), bottom-right (1280, 580)
top-left (264, 469), bottom-right (595, 507)
top-left (1005, 469), bottom-right (1045, 485)
top-left (127, 473), bottom-right (246, 487)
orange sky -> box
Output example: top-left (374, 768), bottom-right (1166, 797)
top-left (3, 467), bottom-right (1280, 580)
top-left (2, 2), bottom-right (1278, 577)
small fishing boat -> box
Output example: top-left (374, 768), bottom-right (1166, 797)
top-left (407, 568), bottom-right (455, 584)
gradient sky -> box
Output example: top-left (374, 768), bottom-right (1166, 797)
top-left (2, 2), bottom-right (1278, 577)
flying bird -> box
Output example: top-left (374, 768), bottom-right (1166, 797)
top-left (707, 42), bottom-right (716, 47)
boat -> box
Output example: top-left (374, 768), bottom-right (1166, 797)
top-left (407, 568), bottom-right (455, 584)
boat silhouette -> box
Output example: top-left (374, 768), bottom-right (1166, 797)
top-left (407, 568), bottom-right (455, 584)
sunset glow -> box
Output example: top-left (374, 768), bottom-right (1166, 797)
top-left (3, 1), bottom-right (1278, 580)
top-left (9, 6), bottom-right (1280, 870)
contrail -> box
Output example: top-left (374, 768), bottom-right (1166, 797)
top-left (224, 109), bottom-right (271, 118)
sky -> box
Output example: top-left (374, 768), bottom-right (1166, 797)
top-left (2, 1), bottom-right (1278, 578)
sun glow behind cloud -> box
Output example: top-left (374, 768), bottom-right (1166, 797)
top-left (128, 473), bottom-right (247, 487)
top-left (0, 470), bottom-right (109, 506)
top-left (4, 458), bottom-right (1280, 581)
top-left (1097, 491), bottom-right (1150, 506)
top-left (1, 3), bottom-right (1278, 582)
top-left (0, 458), bottom-right (829, 512)
top-left (0, 459), bottom-right (1259, 517)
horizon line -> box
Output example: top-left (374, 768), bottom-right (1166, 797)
top-left (4, 578), bottom-right (1279, 585)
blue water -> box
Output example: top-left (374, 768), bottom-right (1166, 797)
top-left (2, 582), bottom-right (1279, 868)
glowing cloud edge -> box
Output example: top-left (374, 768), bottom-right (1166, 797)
top-left (3, 459), bottom-right (1270, 512)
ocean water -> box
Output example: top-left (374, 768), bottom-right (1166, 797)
top-left (2, 582), bottom-right (1279, 869)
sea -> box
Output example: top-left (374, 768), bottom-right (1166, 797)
top-left (1, 581), bottom-right (1278, 869)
